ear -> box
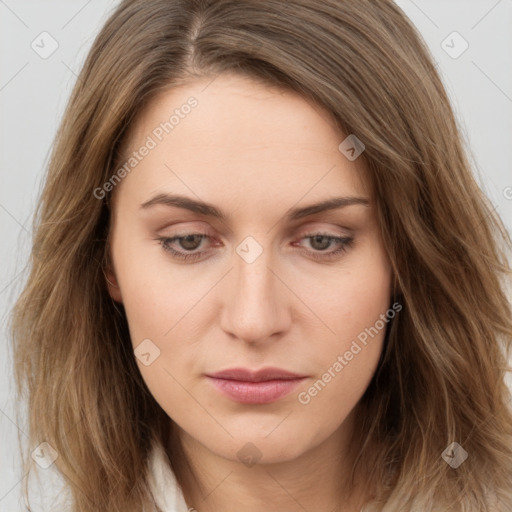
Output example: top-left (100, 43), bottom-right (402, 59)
top-left (104, 266), bottom-right (123, 303)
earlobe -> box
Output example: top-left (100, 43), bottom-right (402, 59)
top-left (104, 267), bottom-right (123, 303)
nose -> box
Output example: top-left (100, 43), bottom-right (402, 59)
top-left (219, 242), bottom-right (292, 345)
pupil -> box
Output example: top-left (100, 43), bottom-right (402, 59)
top-left (181, 235), bottom-right (201, 250)
top-left (312, 235), bottom-right (329, 250)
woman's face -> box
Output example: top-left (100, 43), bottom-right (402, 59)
top-left (107, 73), bottom-right (392, 465)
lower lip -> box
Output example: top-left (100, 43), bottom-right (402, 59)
top-left (206, 376), bottom-right (306, 404)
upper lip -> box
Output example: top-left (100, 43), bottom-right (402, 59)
top-left (206, 367), bottom-right (306, 382)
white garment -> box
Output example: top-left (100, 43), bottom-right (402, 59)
top-left (147, 440), bottom-right (190, 512)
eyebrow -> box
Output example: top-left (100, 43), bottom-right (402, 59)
top-left (140, 193), bottom-right (370, 221)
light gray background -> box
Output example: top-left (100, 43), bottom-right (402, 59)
top-left (1, 1), bottom-right (511, 510)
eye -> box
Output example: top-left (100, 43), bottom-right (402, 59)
top-left (293, 232), bottom-right (354, 261)
top-left (156, 233), bottom-right (211, 262)
top-left (155, 231), bottom-right (354, 262)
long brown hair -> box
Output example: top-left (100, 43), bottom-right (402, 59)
top-left (10, 0), bottom-right (512, 510)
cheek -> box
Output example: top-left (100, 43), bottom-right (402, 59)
top-left (111, 232), bottom-right (206, 343)
top-left (111, 242), bottom-right (218, 407)
top-left (292, 244), bottom-right (392, 416)
top-left (294, 293), bottom-right (391, 439)
top-left (296, 237), bottom-right (392, 352)
top-left (293, 334), bottom-right (384, 450)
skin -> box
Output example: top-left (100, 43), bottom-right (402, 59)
top-left (106, 73), bottom-right (393, 512)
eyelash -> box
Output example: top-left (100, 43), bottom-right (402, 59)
top-left (155, 232), bottom-right (354, 262)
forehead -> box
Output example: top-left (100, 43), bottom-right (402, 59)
top-left (113, 73), bottom-right (371, 211)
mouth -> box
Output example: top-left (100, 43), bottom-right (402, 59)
top-left (205, 367), bottom-right (308, 404)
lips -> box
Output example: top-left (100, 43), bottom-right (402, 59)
top-left (207, 367), bottom-right (306, 382)
top-left (205, 367), bottom-right (307, 404)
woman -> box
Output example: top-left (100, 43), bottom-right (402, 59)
top-left (10, 0), bottom-right (512, 511)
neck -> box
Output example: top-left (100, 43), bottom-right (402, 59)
top-left (174, 412), bottom-right (369, 512)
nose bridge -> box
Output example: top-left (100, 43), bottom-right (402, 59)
top-left (220, 235), bottom-right (289, 343)
top-left (236, 248), bottom-right (273, 301)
